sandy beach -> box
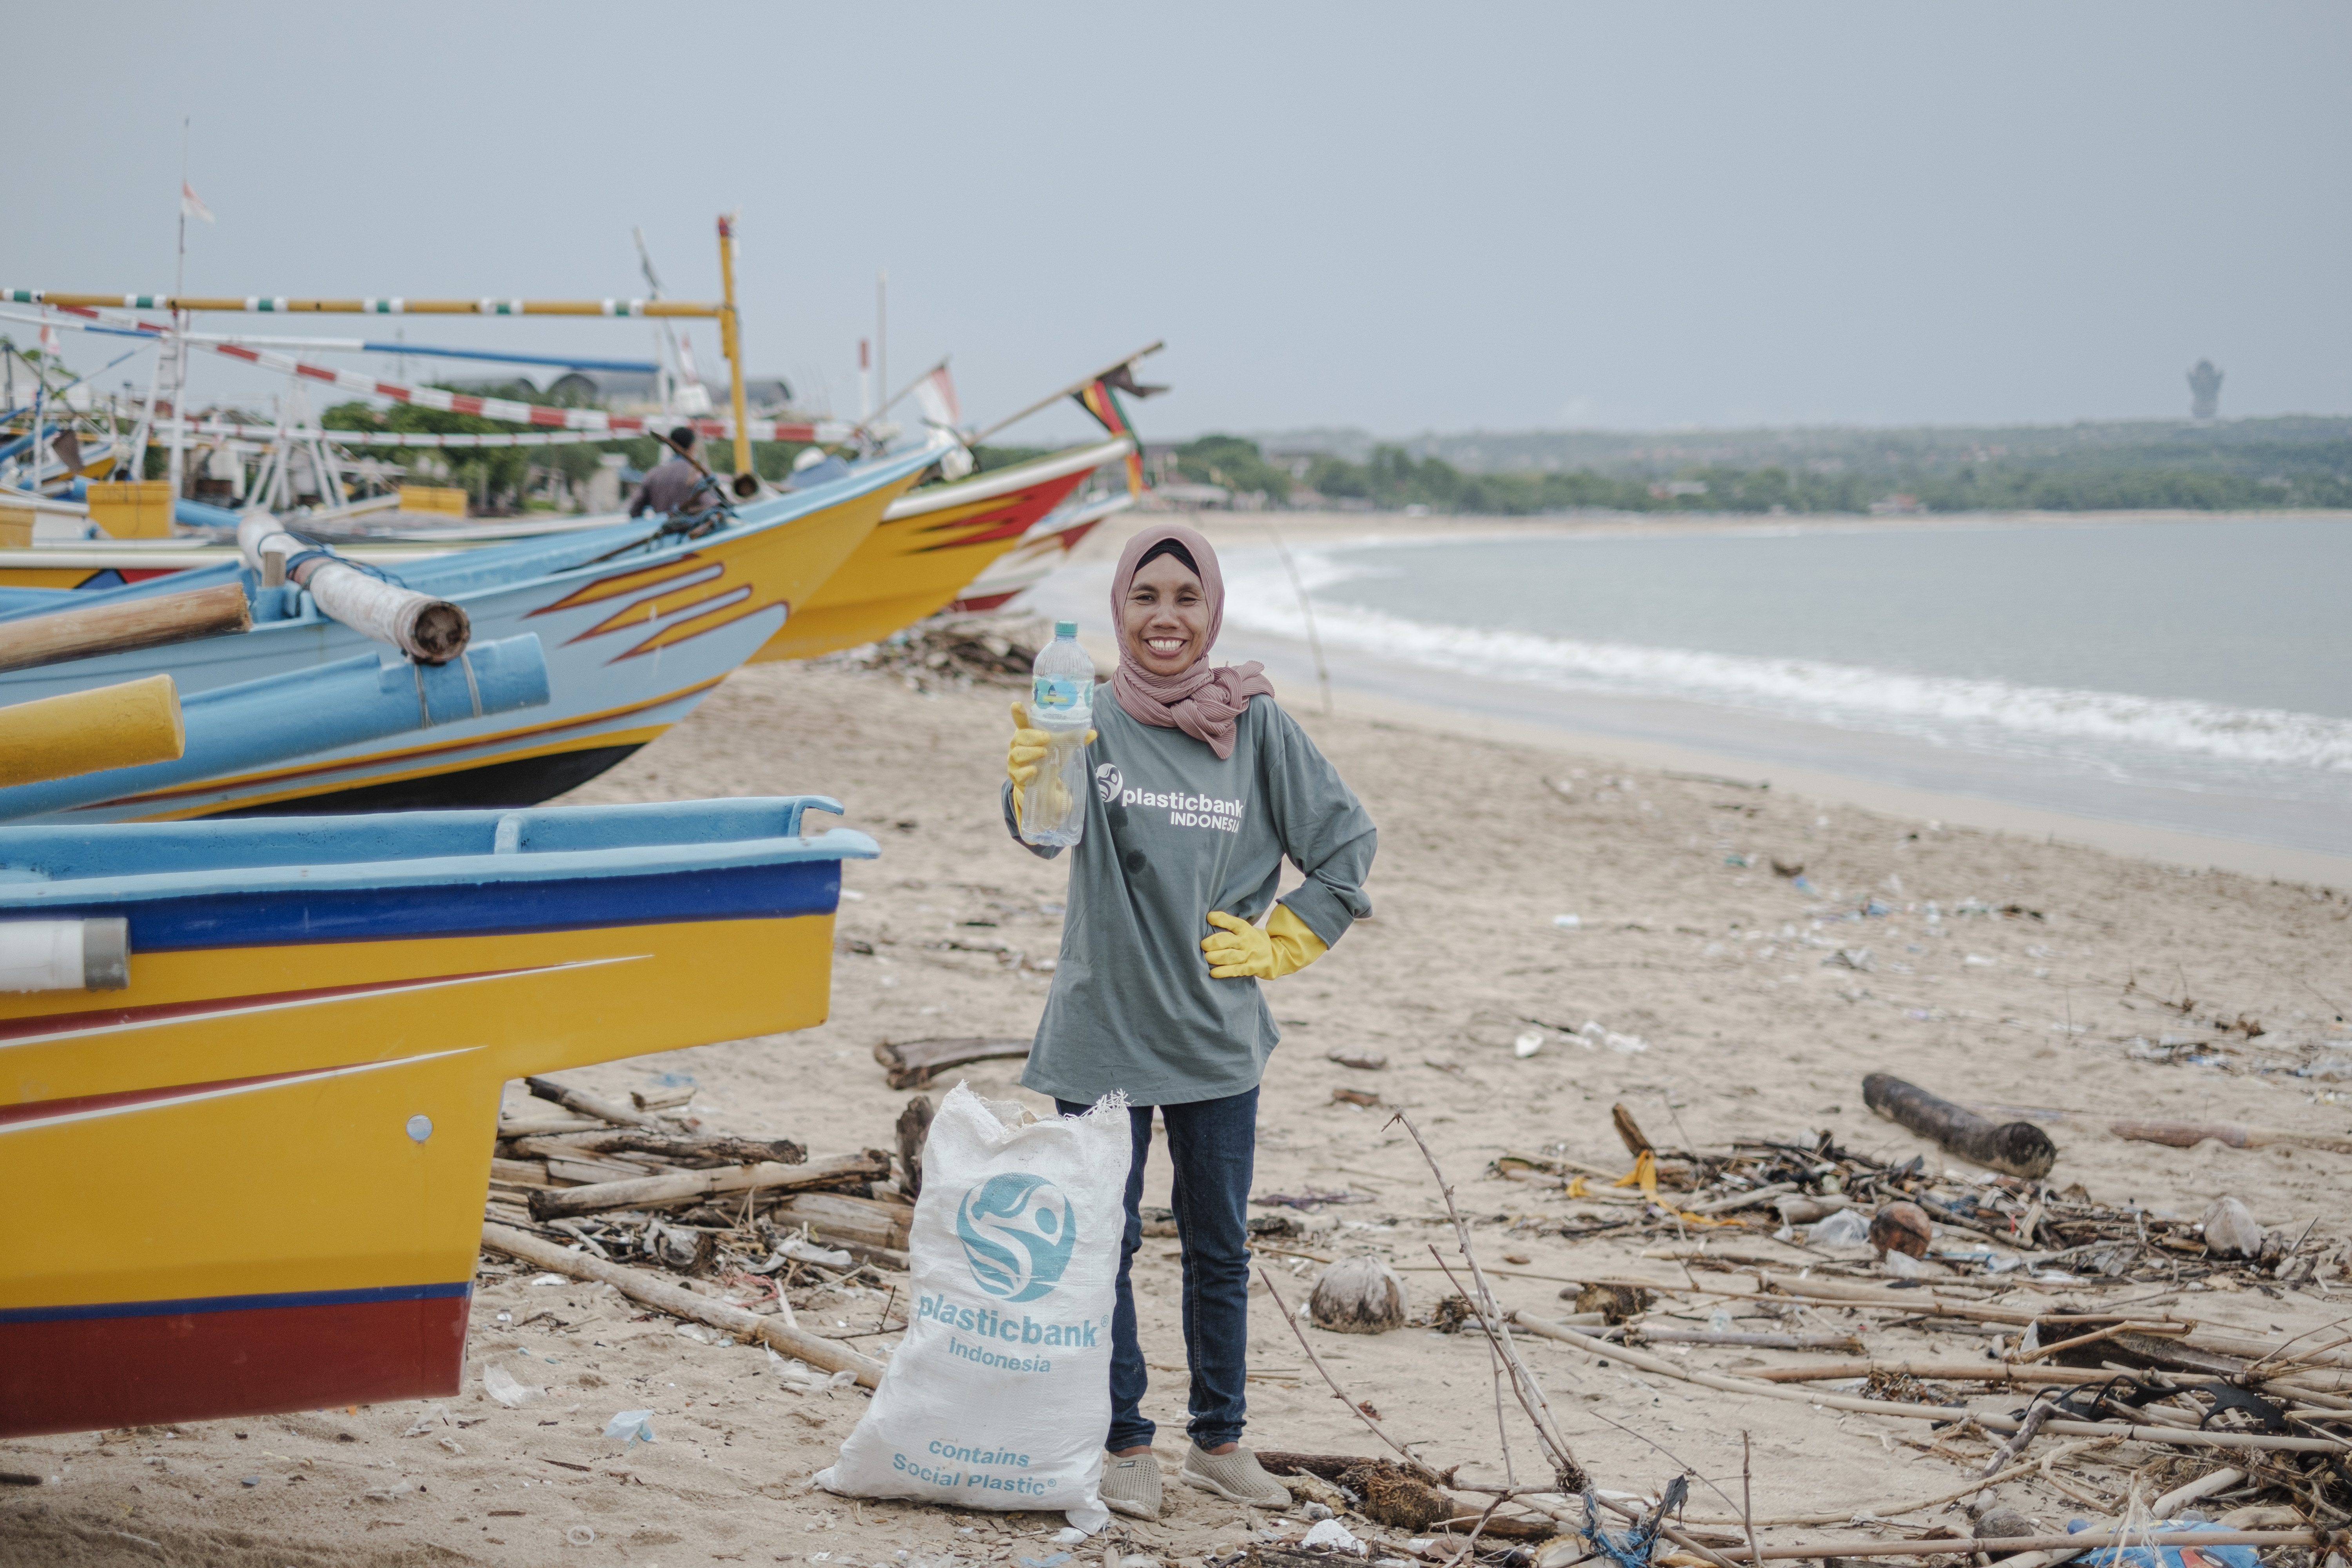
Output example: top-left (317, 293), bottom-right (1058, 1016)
top-left (5, 638), bottom-right (2350, 1567)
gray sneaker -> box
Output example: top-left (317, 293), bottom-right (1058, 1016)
top-left (1102, 1451), bottom-right (1162, 1521)
top-left (1178, 1443), bottom-right (1292, 1508)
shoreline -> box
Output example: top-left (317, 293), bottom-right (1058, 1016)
top-left (1056, 619), bottom-right (2352, 892)
top-left (1047, 508), bottom-right (2352, 891)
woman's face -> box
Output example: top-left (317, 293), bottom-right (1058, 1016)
top-left (1121, 553), bottom-right (1210, 677)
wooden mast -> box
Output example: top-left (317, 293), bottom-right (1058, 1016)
top-left (714, 215), bottom-right (753, 488)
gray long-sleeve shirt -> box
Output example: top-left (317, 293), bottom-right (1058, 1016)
top-left (628, 455), bottom-right (716, 518)
top-left (1005, 689), bottom-right (1377, 1106)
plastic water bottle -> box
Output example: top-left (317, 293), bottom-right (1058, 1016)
top-left (1019, 621), bottom-right (1094, 848)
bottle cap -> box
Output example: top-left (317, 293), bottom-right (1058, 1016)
top-left (1055, 620), bottom-right (1078, 638)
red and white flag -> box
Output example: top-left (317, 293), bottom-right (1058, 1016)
top-left (39, 317), bottom-right (60, 357)
top-left (180, 181), bottom-right (214, 223)
top-left (914, 365), bottom-right (962, 431)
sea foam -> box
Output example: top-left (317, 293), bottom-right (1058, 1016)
top-left (1221, 550), bottom-right (2352, 775)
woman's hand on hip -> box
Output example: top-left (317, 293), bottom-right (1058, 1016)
top-left (1201, 906), bottom-right (1328, 980)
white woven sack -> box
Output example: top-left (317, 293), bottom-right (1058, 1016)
top-left (818, 1085), bottom-right (1131, 1533)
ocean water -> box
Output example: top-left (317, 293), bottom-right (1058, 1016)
top-left (1031, 517), bottom-right (2352, 855)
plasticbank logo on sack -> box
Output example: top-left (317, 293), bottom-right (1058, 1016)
top-left (954, 1173), bottom-right (1075, 1302)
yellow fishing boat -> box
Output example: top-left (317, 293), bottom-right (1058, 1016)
top-left (750, 436), bottom-right (1131, 663)
top-left (0, 796), bottom-right (874, 1436)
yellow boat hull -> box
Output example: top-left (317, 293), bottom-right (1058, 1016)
top-left (0, 798), bottom-right (871, 1435)
top-left (751, 437), bottom-right (1130, 663)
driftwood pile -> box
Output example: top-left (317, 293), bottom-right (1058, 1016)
top-left (1235, 1090), bottom-right (2349, 1568)
top-left (1487, 1081), bottom-right (2344, 1290)
top-left (477, 1076), bottom-right (933, 1387)
top-left (824, 613), bottom-right (1056, 695)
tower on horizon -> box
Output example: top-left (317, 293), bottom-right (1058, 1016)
top-left (2188, 359), bottom-right (2223, 421)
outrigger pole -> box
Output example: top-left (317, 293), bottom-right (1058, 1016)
top-left (2, 290), bottom-right (721, 318)
top-left (713, 213), bottom-right (753, 488)
top-left (968, 341), bottom-right (1166, 445)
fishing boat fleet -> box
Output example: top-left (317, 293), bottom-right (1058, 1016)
top-left (0, 218), bottom-right (1156, 1436)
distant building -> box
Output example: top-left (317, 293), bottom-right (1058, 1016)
top-left (497, 370), bottom-right (797, 416)
top-left (2188, 359), bottom-right (2223, 421)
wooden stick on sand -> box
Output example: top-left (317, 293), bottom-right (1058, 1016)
top-left (481, 1222), bottom-right (884, 1387)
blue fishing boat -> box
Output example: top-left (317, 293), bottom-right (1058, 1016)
top-left (0, 446), bottom-right (942, 818)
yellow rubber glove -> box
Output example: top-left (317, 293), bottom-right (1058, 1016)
top-left (1006, 702), bottom-right (1095, 822)
top-left (1201, 905), bottom-right (1328, 980)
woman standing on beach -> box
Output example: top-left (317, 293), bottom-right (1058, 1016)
top-left (1001, 522), bottom-right (1377, 1522)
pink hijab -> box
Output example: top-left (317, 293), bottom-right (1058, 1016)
top-left (1107, 522), bottom-right (1274, 760)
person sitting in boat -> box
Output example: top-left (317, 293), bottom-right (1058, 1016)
top-left (998, 521), bottom-right (1379, 1522)
top-left (628, 427), bottom-right (720, 520)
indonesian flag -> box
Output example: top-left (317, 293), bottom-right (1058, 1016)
top-left (39, 318), bottom-right (60, 357)
top-left (1073, 377), bottom-right (1147, 499)
top-left (181, 181), bottom-right (215, 223)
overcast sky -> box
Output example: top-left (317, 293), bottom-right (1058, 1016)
top-left (7, 3), bottom-right (2345, 445)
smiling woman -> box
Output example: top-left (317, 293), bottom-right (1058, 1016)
top-left (989, 520), bottom-right (1379, 1522)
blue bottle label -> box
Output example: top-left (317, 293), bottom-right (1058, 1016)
top-left (1032, 675), bottom-right (1088, 712)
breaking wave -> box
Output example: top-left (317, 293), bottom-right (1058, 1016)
top-left (1221, 551), bottom-right (2352, 775)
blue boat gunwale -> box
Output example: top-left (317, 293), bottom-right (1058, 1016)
top-left (0, 796), bottom-right (880, 904)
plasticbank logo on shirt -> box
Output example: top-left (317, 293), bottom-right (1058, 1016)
top-left (1100, 763), bottom-right (1246, 834)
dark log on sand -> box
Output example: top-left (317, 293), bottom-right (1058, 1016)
top-left (0, 583), bottom-right (250, 674)
top-left (1610, 1102), bottom-right (1653, 1158)
top-left (896, 1093), bottom-right (933, 1198)
top-left (873, 1036), bottom-right (1031, 1090)
top-left (1863, 1073), bottom-right (2056, 1179)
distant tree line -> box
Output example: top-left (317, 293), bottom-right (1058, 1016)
top-left (321, 384), bottom-right (833, 510)
top-left (1170, 434), bottom-right (2352, 515)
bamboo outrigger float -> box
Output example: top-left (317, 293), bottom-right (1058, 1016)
top-left (0, 795), bottom-right (875, 1436)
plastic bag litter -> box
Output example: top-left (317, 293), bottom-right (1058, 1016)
top-left (818, 1084), bottom-right (1132, 1534)
top-left (603, 1409), bottom-right (657, 1447)
top-left (480, 1365), bottom-right (537, 1408)
top-left (767, 1347), bottom-right (858, 1393)
top-left (1302, 1519), bottom-right (1368, 1556)
top-left (1514, 1031), bottom-right (1545, 1059)
top-left (1575, 1021), bottom-right (1647, 1054)
top-left (1809, 1209), bottom-right (1872, 1248)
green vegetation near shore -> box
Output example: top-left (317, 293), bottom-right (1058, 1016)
top-left (1176, 425), bottom-right (2352, 515)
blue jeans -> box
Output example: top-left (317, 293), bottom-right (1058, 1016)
top-left (1058, 1088), bottom-right (1257, 1452)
